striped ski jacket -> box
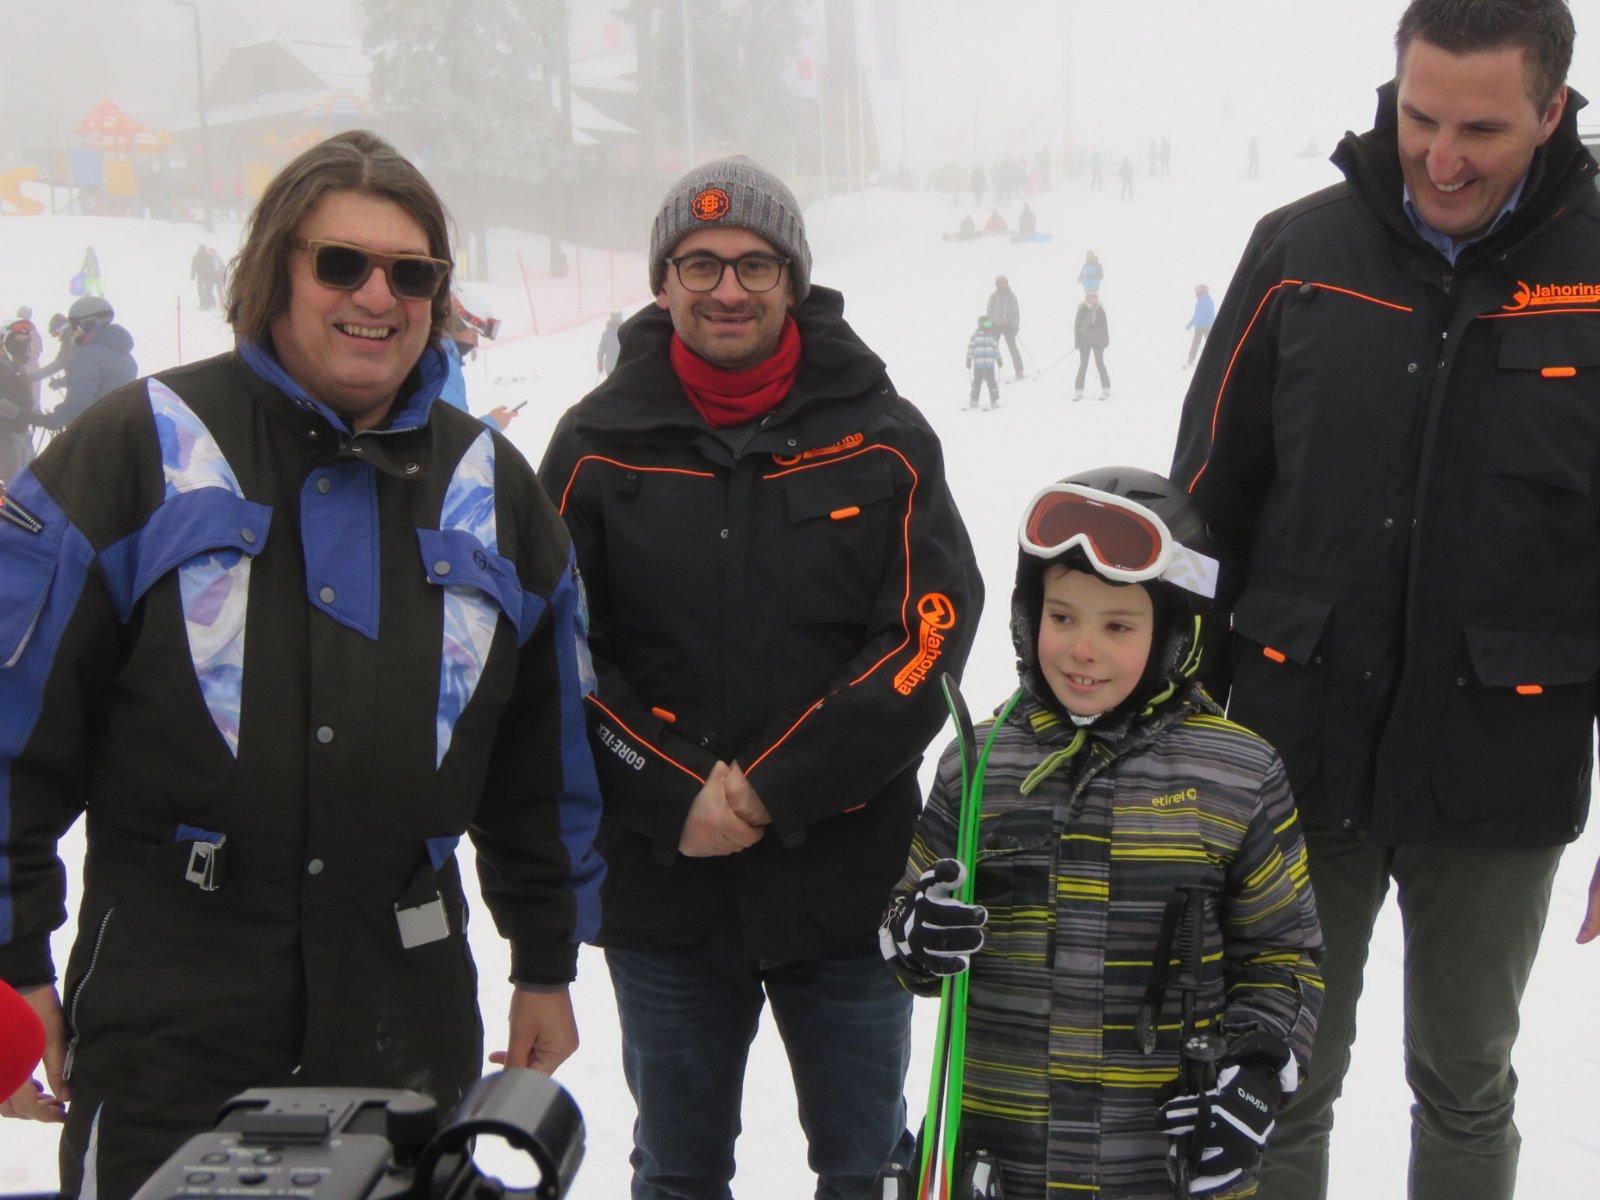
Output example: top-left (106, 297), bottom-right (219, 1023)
top-left (967, 328), bottom-right (1003, 372)
top-left (893, 689), bottom-right (1323, 1199)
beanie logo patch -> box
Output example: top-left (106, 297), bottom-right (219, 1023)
top-left (690, 187), bottom-right (731, 222)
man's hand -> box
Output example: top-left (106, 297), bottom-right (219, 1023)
top-left (1, 986), bottom-right (68, 1122)
top-left (1578, 853), bottom-right (1600, 944)
top-left (678, 761), bottom-right (764, 857)
top-left (723, 762), bottom-right (771, 828)
top-left (488, 987), bottom-right (578, 1075)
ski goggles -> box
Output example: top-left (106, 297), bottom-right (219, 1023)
top-left (292, 239), bottom-right (451, 301)
top-left (1018, 482), bottom-right (1220, 600)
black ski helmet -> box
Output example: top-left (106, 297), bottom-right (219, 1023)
top-left (1011, 466), bottom-right (1219, 720)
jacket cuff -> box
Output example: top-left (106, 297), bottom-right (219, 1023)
top-left (651, 780), bottom-right (699, 866)
top-left (508, 939), bottom-right (579, 987)
top-left (0, 935), bottom-right (55, 988)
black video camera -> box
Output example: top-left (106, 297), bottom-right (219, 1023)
top-left (130, 1069), bottom-right (582, 1200)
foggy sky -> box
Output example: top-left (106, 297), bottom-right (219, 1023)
top-left (3, 1), bottom-right (1596, 163)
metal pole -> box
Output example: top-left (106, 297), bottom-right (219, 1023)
top-left (173, 1), bottom-right (213, 231)
top-left (680, 0), bottom-right (696, 167)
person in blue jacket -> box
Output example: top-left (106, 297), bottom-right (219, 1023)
top-left (1185, 282), bottom-right (1215, 368)
top-left (39, 296), bottom-right (137, 430)
top-left (1077, 249), bottom-right (1104, 294)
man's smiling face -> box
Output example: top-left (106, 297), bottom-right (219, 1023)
top-left (1396, 38), bottom-right (1566, 243)
top-left (655, 226), bottom-right (793, 371)
top-left (269, 189), bottom-right (437, 430)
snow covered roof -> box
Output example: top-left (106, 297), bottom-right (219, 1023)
top-left (234, 30), bottom-right (371, 98)
top-left (570, 94), bottom-right (633, 139)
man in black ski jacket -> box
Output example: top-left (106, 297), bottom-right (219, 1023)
top-left (985, 274), bottom-right (1024, 379)
top-left (0, 131), bottom-right (604, 1199)
top-left (1170, 3), bottom-right (1600, 1197)
top-left (539, 155), bottom-right (983, 1200)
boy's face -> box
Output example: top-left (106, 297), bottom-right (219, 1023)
top-left (1037, 566), bottom-right (1154, 718)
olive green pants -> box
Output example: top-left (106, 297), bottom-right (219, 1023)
top-left (1256, 824), bottom-right (1562, 1200)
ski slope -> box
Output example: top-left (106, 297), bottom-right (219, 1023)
top-left (2, 140), bottom-right (1598, 1195)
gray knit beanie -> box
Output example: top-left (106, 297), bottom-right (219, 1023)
top-left (649, 155), bottom-right (811, 303)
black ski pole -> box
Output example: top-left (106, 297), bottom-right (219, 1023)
top-left (1170, 883), bottom-right (1225, 1199)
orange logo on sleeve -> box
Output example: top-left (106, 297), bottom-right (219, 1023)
top-left (691, 187), bottom-right (731, 221)
top-left (1502, 280), bottom-right (1600, 311)
top-left (894, 593), bottom-right (958, 695)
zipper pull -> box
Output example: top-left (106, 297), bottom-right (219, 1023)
top-left (1441, 272), bottom-right (1453, 296)
top-left (62, 1042), bottom-right (76, 1082)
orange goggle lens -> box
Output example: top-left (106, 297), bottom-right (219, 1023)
top-left (1023, 490), bottom-right (1165, 573)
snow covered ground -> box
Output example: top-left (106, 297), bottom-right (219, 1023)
top-left (3, 134), bottom-right (1599, 1195)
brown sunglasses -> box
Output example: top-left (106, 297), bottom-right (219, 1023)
top-left (291, 238), bottom-right (451, 301)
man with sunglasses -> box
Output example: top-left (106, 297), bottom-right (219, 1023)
top-left (1170, 3), bottom-right (1600, 1197)
top-left (0, 130), bottom-right (603, 1199)
top-left (539, 155), bottom-right (983, 1199)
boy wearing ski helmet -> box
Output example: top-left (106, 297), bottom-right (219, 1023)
top-left (881, 467), bottom-right (1323, 1198)
top-left (967, 315), bottom-right (1002, 410)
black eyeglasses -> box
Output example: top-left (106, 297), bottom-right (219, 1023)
top-left (667, 252), bottom-right (789, 294)
top-left (292, 239), bottom-right (451, 301)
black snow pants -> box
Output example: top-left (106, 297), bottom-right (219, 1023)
top-left (57, 836), bottom-right (483, 1199)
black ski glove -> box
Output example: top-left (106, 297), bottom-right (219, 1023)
top-left (879, 858), bottom-right (987, 977)
top-left (1158, 1030), bottom-right (1298, 1196)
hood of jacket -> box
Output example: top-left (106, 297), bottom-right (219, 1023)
top-left (1331, 81), bottom-right (1597, 262)
top-left (84, 323), bottom-right (135, 356)
top-left (570, 284), bottom-right (890, 437)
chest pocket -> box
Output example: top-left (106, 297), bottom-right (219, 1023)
top-left (975, 808), bottom-right (1057, 958)
top-left (417, 528), bottom-right (541, 767)
top-left (780, 455), bottom-right (897, 626)
top-left (1483, 317), bottom-right (1600, 494)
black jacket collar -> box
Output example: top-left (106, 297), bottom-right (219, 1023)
top-left (573, 284), bottom-right (890, 437)
top-left (1331, 80), bottom-right (1597, 264)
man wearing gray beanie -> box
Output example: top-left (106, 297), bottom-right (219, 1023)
top-left (539, 156), bottom-right (984, 1198)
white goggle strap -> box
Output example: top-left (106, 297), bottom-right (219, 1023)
top-left (1163, 543), bottom-right (1220, 600)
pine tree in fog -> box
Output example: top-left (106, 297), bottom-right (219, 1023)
top-left (364, 0), bottom-right (570, 185)
top-left (633, 0), bottom-right (807, 164)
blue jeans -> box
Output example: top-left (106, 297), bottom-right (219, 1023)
top-left (606, 944), bottom-right (916, 1200)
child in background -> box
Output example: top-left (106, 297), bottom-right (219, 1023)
top-left (966, 315), bottom-right (1002, 411)
top-left (881, 467), bottom-right (1323, 1199)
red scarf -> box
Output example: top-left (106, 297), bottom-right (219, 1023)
top-left (669, 315), bottom-right (801, 428)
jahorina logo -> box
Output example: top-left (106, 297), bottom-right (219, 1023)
top-left (690, 187), bottom-right (731, 222)
top-left (1502, 280), bottom-right (1600, 311)
top-left (893, 593), bottom-right (958, 695)
top-left (772, 432), bottom-right (865, 467)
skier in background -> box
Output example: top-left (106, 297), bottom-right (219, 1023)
top-left (966, 314), bottom-right (1001, 410)
top-left (1119, 157), bottom-right (1135, 201)
top-left (1077, 249), bottom-right (1104, 294)
top-left (986, 275), bottom-right (1024, 380)
top-left (596, 309), bottom-right (622, 378)
top-left (190, 243), bottom-right (220, 309)
top-left (38, 296), bottom-right (136, 429)
top-left (26, 314), bottom-right (76, 394)
top-left (1073, 290), bottom-right (1110, 401)
top-left (0, 324), bottom-right (42, 482)
top-left (6, 308), bottom-right (42, 403)
top-left (1185, 283), bottom-right (1215, 368)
